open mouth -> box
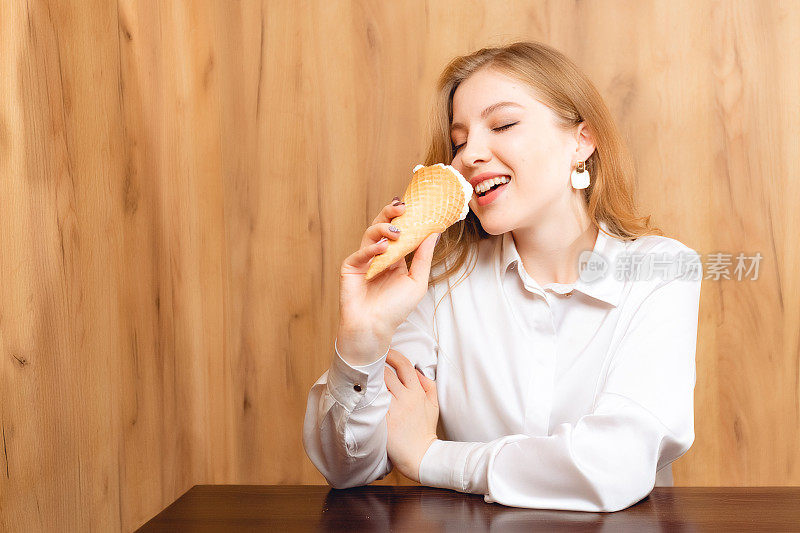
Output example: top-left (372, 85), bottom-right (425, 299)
top-left (475, 176), bottom-right (511, 197)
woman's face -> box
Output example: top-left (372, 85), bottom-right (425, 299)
top-left (450, 68), bottom-right (594, 235)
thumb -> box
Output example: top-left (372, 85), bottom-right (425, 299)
top-left (416, 368), bottom-right (438, 405)
top-left (408, 232), bottom-right (440, 284)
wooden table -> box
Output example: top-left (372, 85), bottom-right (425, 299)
top-left (137, 485), bottom-right (800, 531)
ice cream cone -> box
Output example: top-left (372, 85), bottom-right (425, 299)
top-left (365, 163), bottom-right (472, 281)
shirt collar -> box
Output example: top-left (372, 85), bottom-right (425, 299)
top-left (497, 220), bottom-right (625, 307)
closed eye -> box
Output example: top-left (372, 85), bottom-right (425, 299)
top-left (452, 122), bottom-right (518, 152)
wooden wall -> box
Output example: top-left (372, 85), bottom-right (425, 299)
top-left (1, 0), bottom-right (797, 530)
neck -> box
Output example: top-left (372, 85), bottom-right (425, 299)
top-left (511, 210), bottom-right (598, 286)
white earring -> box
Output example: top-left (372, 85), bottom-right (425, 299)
top-left (571, 160), bottom-right (590, 189)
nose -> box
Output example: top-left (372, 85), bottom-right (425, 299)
top-left (458, 133), bottom-right (492, 169)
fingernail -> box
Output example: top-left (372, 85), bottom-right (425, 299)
top-left (392, 196), bottom-right (401, 202)
top-left (388, 225), bottom-right (400, 233)
top-left (392, 200), bottom-right (405, 206)
top-left (377, 237), bottom-right (387, 244)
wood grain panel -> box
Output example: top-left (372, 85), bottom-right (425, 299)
top-left (1, 0), bottom-right (797, 530)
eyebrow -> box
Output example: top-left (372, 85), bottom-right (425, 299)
top-left (450, 101), bottom-right (524, 132)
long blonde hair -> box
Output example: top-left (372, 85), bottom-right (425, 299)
top-left (406, 40), bottom-right (662, 291)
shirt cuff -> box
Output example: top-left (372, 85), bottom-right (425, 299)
top-left (418, 439), bottom-right (481, 493)
top-left (326, 337), bottom-right (389, 412)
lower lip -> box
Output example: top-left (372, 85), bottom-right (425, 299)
top-left (475, 179), bottom-right (510, 207)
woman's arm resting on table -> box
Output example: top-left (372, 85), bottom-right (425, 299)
top-left (418, 273), bottom-right (702, 512)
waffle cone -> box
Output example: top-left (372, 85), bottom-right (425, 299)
top-left (365, 163), bottom-right (472, 281)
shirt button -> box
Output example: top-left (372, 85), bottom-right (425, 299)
top-left (353, 383), bottom-right (362, 392)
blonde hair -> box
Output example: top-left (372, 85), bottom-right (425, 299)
top-left (406, 40), bottom-right (662, 294)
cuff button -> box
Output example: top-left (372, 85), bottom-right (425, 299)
top-left (353, 383), bottom-right (362, 392)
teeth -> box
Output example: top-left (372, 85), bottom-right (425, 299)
top-left (475, 176), bottom-right (510, 194)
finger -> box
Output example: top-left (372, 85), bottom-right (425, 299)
top-left (364, 222), bottom-right (402, 245)
top-left (391, 257), bottom-right (409, 273)
top-left (343, 237), bottom-right (389, 270)
top-left (371, 200), bottom-right (406, 225)
top-left (416, 368), bottom-right (438, 406)
top-left (386, 351), bottom-right (421, 390)
top-left (408, 233), bottom-right (440, 284)
top-left (384, 366), bottom-right (402, 398)
top-left (389, 259), bottom-right (406, 272)
top-left (416, 368), bottom-right (436, 393)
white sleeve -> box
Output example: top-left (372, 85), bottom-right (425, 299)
top-left (302, 284), bottom-right (440, 488)
top-left (418, 273), bottom-right (702, 512)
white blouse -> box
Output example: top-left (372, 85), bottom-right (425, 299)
top-left (303, 221), bottom-right (703, 512)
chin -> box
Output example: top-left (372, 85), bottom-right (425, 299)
top-left (476, 218), bottom-right (510, 236)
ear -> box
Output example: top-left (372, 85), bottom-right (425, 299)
top-left (574, 122), bottom-right (596, 163)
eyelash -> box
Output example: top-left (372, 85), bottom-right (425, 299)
top-left (452, 122), bottom-right (518, 152)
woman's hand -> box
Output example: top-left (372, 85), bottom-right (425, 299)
top-left (337, 199), bottom-right (440, 365)
top-left (384, 350), bottom-right (439, 483)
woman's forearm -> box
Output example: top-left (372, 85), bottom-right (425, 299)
top-left (302, 347), bottom-right (393, 488)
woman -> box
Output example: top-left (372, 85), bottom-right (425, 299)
top-left (303, 41), bottom-right (703, 512)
